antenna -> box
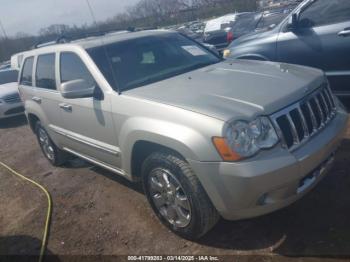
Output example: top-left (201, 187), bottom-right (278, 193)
top-left (0, 18), bottom-right (8, 39)
top-left (85, 0), bottom-right (121, 94)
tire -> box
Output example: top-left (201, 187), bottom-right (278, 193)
top-left (142, 150), bottom-right (220, 239)
top-left (35, 121), bottom-right (68, 166)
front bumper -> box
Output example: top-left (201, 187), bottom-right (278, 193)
top-left (188, 109), bottom-right (348, 220)
top-left (0, 102), bottom-right (25, 119)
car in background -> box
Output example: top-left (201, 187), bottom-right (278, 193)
top-left (0, 61), bottom-right (11, 71)
top-left (176, 26), bottom-right (204, 42)
top-left (203, 12), bottom-right (261, 52)
top-left (0, 69), bottom-right (24, 120)
top-left (224, 0), bottom-right (350, 98)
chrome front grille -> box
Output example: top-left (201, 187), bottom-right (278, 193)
top-left (271, 84), bottom-right (337, 151)
top-left (3, 93), bottom-right (21, 104)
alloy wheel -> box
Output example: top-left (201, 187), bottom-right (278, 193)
top-left (38, 127), bottom-right (55, 161)
top-left (148, 168), bottom-right (191, 228)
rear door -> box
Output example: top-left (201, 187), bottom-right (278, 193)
top-left (277, 0), bottom-right (350, 95)
top-left (33, 53), bottom-right (65, 146)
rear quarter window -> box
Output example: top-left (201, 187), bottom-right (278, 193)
top-left (20, 57), bottom-right (34, 86)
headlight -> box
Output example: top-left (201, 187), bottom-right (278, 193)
top-left (213, 116), bottom-right (279, 161)
top-left (223, 49), bottom-right (231, 58)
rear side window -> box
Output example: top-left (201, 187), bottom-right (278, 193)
top-left (20, 57), bottom-right (34, 86)
top-left (299, 0), bottom-right (350, 27)
top-left (36, 53), bottom-right (56, 90)
top-left (60, 52), bottom-right (95, 87)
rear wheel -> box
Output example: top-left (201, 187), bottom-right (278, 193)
top-left (35, 121), bottom-right (68, 166)
top-left (142, 151), bottom-right (220, 239)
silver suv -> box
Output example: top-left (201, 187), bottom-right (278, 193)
top-left (19, 30), bottom-right (348, 239)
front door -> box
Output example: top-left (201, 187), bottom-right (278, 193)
top-left (57, 51), bottom-right (121, 168)
top-left (277, 0), bottom-right (350, 96)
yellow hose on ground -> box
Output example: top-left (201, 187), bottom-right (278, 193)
top-left (0, 161), bottom-right (52, 262)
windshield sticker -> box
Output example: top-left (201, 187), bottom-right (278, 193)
top-left (182, 45), bottom-right (207, 56)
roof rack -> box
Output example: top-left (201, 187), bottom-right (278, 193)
top-left (32, 27), bottom-right (136, 49)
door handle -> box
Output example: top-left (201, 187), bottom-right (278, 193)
top-left (338, 29), bottom-right (350, 37)
top-left (32, 97), bottom-right (42, 104)
top-left (59, 103), bottom-right (72, 111)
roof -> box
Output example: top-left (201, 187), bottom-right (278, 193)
top-left (34, 30), bottom-right (174, 52)
top-left (79, 29), bottom-right (173, 49)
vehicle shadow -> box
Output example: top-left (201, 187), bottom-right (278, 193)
top-left (0, 235), bottom-right (60, 261)
top-left (64, 156), bottom-right (144, 194)
top-left (63, 157), bottom-right (94, 169)
top-left (0, 115), bottom-right (27, 129)
top-left (90, 165), bottom-right (144, 195)
top-left (198, 139), bottom-right (350, 258)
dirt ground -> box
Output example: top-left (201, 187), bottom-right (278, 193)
top-left (0, 115), bottom-right (350, 261)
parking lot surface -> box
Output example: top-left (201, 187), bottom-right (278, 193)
top-left (0, 115), bottom-right (350, 260)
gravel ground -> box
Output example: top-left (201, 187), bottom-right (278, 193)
top-left (0, 115), bottom-right (349, 261)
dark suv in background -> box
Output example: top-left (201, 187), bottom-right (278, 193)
top-left (225, 0), bottom-right (350, 98)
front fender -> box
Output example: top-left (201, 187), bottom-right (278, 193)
top-left (119, 117), bottom-right (222, 176)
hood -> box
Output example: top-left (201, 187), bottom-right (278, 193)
top-left (0, 82), bottom-right (19, 98)
top-left (125, 60), bottom-right (325, 121)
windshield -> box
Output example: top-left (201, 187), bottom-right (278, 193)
top-left (230, 13), bottom-right (261, 34)
top-left (0, 70), bottom-right (18, 85)
top-left (87, 33), bottom-right (221, 91)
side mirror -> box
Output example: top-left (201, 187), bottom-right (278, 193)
top-left (287, 13), bottom-right (299, 31)
top-left (60, 79), bottom-right (95, 99)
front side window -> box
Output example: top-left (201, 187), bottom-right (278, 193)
top-left (20, 57), bottom-right (34, 86)
top-left (299, 0), bottom-right (350, 28)
top-left (60, 52), bottom-right (95, 88)
top-left (256, 13), bottom-right (287, 30)
top-left (87, 33), bottom-right (220, 91)
top-left (36, 54), bottom-right (56, 90)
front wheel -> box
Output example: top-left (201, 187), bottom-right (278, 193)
top-left (142, 151), bottom-right (219, 239)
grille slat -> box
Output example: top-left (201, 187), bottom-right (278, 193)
top-left (271, 84), bottom-right (337, 151)
top-left (307, 101), bottom-right (318, 131)
top-left (314, 96), bottom-right (325, 124)
top-left (286, 113), bottom-right (300, 144)
top-left (322, 90), bottom-right (332, 115)
top-left (301, 103), bottom-right (314, 133)
top-left (325, 87), bottom-right (335, 108)
top-left (297, 106), bottom-right (309, 138)
top-left (320, 92), bottom-right (329, 118)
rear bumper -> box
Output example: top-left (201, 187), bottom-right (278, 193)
top-left (188, 109), bottom-right (348, 220)
top-left (0, 102), bottom-right (24, 119)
